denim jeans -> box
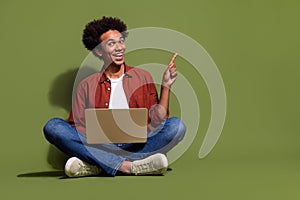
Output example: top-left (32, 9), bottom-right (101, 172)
top-left (43, 117), bottom-right (186, 176)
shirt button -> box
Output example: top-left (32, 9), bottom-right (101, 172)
top-left (107, 87), bottom-right (111, 91)
top-left (105, 103), bottom-right (108, 106)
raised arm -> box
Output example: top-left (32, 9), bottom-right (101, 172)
top-left (150, 53), bottom-right (178, 123)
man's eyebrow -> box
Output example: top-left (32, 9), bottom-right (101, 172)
top-left (105, 37), bottom-right (124, 42)
top-left (106, 39), bottom-right (116, 42)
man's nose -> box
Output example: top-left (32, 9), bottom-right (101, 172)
top-left (115, 42), bottom-right (124, 51)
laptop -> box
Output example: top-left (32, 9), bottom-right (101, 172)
top-left (85, 108), bottom-right (148, 144)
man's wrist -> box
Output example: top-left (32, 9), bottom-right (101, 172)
top-left (161, 81), bottom-right (172, 89)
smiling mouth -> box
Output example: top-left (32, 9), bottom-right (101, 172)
top-left (113, 53), bottom-right (124, 60)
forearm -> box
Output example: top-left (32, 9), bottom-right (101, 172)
top-left (158, 84), bottom-right (170, 117)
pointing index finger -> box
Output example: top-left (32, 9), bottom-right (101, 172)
top-left (169, 53), bottom-right (178, 66)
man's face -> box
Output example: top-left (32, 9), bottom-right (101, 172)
top-left (98, 30), bottom-right (126, 66)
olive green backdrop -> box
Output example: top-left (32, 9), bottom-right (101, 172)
top-left (1, 0), bottom-right (300, 199)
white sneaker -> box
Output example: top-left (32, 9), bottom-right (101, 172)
top-left (131, 153), bottom-right (168, 175)
top-left (64, 157), bottom-right (102, 178)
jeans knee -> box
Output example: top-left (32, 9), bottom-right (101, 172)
top-left (43, 118), bottom-right (66, 142)
top-left (167, 117), bottom-right (186, 142)
top-left (175, 117), bottom-right (187, 141)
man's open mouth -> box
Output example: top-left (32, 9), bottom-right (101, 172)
top-left (113, 53), bottom-right (124, 60)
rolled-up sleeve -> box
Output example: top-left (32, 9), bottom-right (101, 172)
top-left (143, 73), bottom-right (170, 129)
top-left (67, 82), bottom-right (87, 133)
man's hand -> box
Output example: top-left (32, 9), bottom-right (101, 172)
top-left (162, 53), bottom-right (178, 88)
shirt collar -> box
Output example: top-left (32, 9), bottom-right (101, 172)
top-left (98, 63), bottom-right (132, 84)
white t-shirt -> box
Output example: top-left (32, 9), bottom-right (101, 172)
top-left (108, 74), bottom-right (129, 109)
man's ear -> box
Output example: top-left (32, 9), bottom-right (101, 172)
top-left (94, 47), bottom-right (103, 57)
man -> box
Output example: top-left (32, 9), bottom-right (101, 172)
top-left (43, 16), bottom-right (186, 177)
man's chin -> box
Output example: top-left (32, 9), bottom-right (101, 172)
top-left (113, 60), bottom-right (125, 66)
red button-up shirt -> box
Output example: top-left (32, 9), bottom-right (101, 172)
top-left (67, 64), bottom-right (169, 133)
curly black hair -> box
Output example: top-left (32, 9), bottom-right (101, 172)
top-left (82, 16), bottom-right (128, 51)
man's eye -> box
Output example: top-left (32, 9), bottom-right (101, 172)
top-left (119, 39), bottom-right (125, 44)
top-left (108, 42), bottom-right (115, 46)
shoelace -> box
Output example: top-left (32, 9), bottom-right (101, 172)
top-left (76, 163), bottom-right (97, 176)
top-left (135, 161), bottom-right (155, 172)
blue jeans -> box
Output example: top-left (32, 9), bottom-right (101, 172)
top-left (43, 117), bottom-right (186, 176)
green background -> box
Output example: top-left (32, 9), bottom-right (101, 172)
top-left (1, 0), bottom-right (300, 199)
